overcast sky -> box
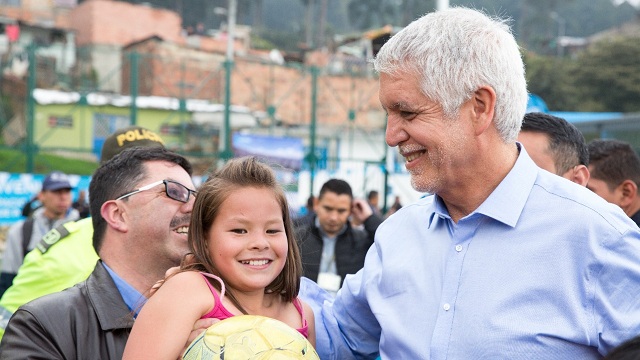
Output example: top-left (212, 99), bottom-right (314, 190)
top-left (612, 0), bottom-right (640, 8)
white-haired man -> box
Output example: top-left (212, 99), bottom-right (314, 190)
top-left (305, 7), bottom-right (640, 359)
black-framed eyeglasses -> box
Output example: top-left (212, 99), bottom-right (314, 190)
top-left (116, 180), bottom-right (196, 203)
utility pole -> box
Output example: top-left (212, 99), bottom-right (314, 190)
top-left (307, 67), bottom-right (319, 193)
top-left (129, 51), bottom-right (138, 125)
top-left (220, 0), bottom-right (236, 161)
top-left (304, 0), bottom-right (315, 47)
top-left (26, 43), bottom-right (36, 173)
top-left (550, 12), bottom-right (566, 57)
top-left (436, 0), bottom-right (449, 11)
top-left (318, 0), bottom-right (328, 47)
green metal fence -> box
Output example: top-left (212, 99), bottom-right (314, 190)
top-left (0, 43), bottom-right (393, 207)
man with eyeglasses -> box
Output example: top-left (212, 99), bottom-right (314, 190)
top-left (116, 179), bottom-right (196, 202)
top-left (0, 126), bottom-right (166, 341)
top-left (0, 146), bottom-right (205, 358)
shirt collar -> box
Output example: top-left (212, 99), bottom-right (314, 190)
top-left (102, 262), bottom-right (146, 317)
top-left (427, 142), bottom-right (538, 228)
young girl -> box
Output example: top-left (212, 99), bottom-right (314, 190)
top-left (122, 156), bottom-right (315, 359)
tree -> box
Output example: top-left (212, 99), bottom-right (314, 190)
top-left (572, 36), bottom-right (640, 112)
top-left (523, 51), bottom-right (581, 111)
top-left (347, 0), bottom-right (400, 31)
top-left (400, 0), bottom-right (436, 25)
top-left (317, 0), bottom-right (328, 46)
top-left (300, 0), bottom-right (315, 47)
top-left (251, 0), bottom-right (264, 30)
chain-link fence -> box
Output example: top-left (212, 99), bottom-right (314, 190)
top-left (0, 43), bottom-right (410, 210)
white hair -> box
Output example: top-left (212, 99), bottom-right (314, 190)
top-left (374, 7), bottom-right (528, 143)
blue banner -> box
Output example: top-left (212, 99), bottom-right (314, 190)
top-left (232, 133), bottom-right (304, 171)
top-left (0, 173), bottom-right (206, 226)
top-left (0, 172), bottom-right (92, 226)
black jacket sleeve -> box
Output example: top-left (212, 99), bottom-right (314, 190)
top-left (0, 308), bottom-right (65, 359)
top-left (363, 214), bottom-right (383, 245)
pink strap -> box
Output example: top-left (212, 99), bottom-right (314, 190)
top-left (198, 272), bottom-right (309, 338)
top-left (200, 272), bottom-right (225, 299)
top-left (293, 297), bottom-right (305, 318)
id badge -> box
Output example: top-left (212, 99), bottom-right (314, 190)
top-left (317, 272), bottom-right (342, 293)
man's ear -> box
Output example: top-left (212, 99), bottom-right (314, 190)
top-left (101, 200), bottom-right (128, 233)
top-left (470, 86), bottom-right (496, 136)
top-left (569, 165), bottom-right (590, 187)
top-left (618, 180), bottom-right (638, 208)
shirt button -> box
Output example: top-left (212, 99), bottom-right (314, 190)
top-left (443, 303), bottom-right (450, 311)
top-left (455, 245), bottom-right (463, 252)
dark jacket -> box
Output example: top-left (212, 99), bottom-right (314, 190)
top-left (0, 261), bottom-right (134, 359)
top-left (294, 214), bottom-right (382, 285)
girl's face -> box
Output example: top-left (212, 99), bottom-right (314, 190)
top-left (207, 186), bottom-right (288, 294)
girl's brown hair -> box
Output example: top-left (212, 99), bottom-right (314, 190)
top-left (182, 156), bottom-right (302, 313)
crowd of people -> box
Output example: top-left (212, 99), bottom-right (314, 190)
top-left (1, 6), bottom-right (640, 360)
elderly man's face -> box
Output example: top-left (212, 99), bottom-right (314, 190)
top-left (380, 72), bottom-right (475, 194)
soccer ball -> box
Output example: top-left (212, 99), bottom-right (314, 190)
top-left (182, 315), bottom-right (320, 359)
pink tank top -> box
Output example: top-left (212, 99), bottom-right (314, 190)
top-left (198, 272), bottom-right (309, 339)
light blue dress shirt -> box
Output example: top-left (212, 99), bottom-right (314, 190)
top-left (310, 146), bottom-right (640, 359)
top-left (103, 262), bottom-right (146, 317)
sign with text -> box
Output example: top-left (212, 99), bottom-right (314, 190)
top-left (0, 173), bottom-right (206, 226)
top-left (0, 172), bottom-right (91, 226)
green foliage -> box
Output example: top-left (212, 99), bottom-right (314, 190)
top-left (573, 36), bottom-right (640, 112)
top-left (0, 94), bottom-right (14, 143)
top-left (107, 0), bottom-right (636, 54)
top-left (253, 28), bottom-right (304, 52)
top-left (525, 35), bottom-right (640, 112)
top-left (347, 1), bottom-right (399, 30)
top-left (524, 51), bottom-right (581, 111)
top-left (48, 0), bottom-right (640, 114)
top-left (0, 148), bottom-right (98, 175)
top-left (249, 34), bottom-right (277, 51)
top-left (345, 0), bottom-right (435, 30)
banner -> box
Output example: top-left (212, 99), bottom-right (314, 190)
top-left (232, 133), bottom-right (304, 171)
top-left (0, 173), bottom-right (206, 226)
top-left (0, 172), bottom-right (91, 226)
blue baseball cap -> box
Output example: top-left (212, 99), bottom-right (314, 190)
top-left (42, 171), bottom-right (73, 191)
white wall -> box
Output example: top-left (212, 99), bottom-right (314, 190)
top-left (294, 125), bottom-right (424, 212)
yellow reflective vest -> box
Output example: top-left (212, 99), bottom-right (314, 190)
top-left (0, 217), bottom-right (98, 339)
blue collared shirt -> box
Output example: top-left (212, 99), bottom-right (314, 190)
top-left (102, 262), bottom-right (146, 317)
top-left (310, 146), bottom-right (640, 359)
